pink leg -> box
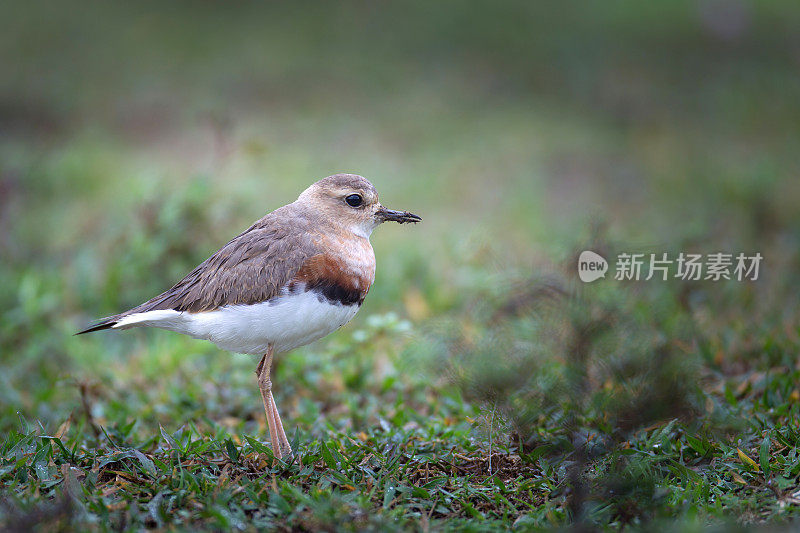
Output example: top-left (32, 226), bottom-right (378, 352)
top-left (270, 389), bottom-right (291, 454)
top-left (256, 347), bottom-right (292, 461)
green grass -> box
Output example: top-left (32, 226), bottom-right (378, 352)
top-left (2, 2), bottom-right (800, 530)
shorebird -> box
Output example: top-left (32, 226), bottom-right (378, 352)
top-left (77, 174), bottom-right (421, 459)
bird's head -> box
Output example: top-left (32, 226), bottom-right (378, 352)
top-left (298, 174), bottom-right (421, 238)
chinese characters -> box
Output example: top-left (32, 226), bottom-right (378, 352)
top-left (612, 252), bottom-right (762, 281)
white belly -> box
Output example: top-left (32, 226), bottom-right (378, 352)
top-left (112, 291), bottom-right (361, 355)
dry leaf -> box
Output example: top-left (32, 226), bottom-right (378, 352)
top-left (737, 448), bottom-right (759, 471)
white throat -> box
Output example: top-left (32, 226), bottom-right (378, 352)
top-left (349, 224), bottom-right (375, 239)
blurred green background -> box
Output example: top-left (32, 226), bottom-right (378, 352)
top-left (2, 1), bottom-right (800, 529)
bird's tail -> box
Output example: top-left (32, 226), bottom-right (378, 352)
top-left (75, 315), bottom-right (121, 335)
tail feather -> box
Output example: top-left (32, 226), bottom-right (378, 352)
top-left (75, 316), bottom-right (120, 335)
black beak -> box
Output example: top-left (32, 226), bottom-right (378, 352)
top-left (376, 206), bottom-right (422, 224)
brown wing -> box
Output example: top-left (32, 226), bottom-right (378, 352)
top-left (76, 215), bottom-right (319, 335)
top-left (130, 217), bottom-right (318, 314)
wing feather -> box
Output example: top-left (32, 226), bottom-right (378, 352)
top-left (77, 206), bottom-right (321, 334)
top-left (138, 218), bottom-right (318, 313)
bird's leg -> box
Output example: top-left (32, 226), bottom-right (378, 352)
top-left (257, 348), bottom-right (281, 460)
top-left (256, 347), bottom-right (291, 460)
top-left (269, 389), bottom-right (292, 455)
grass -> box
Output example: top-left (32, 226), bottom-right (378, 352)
top-left (2, 2), bottom-right (800, 530)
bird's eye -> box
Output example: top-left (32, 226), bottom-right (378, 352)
top-left (345, 194), bottom-right (363, 207)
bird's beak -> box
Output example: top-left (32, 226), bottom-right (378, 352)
top-left (375, 205), bottom-right (422, 224)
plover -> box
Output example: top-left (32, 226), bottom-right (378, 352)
top-left (77, 174), bottom-right (421, 459)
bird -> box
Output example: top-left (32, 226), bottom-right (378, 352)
top-left (77, 174), bottom-right (421, 460)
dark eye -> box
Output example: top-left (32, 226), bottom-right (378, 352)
top-left (345, 194), bottom-right (363, 207)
